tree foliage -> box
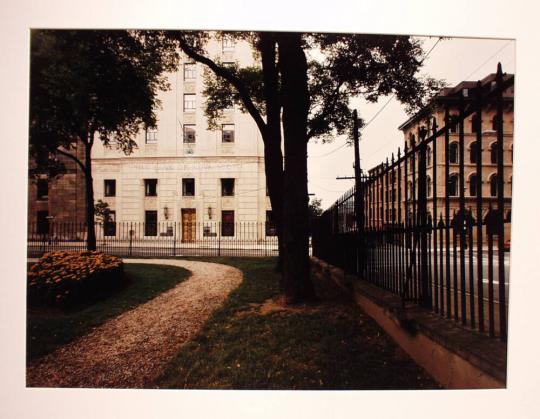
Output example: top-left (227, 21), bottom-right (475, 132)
top-left (200, 32), bottom-right (445, 143)
top-left (30, 30), bottom-right (178, 158)
top-left (30, 29), bottom-right (179, 249)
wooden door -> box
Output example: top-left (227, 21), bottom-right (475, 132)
top-left (181, 209), bottom-right (196, 242)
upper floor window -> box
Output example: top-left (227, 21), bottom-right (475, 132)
top-left (448, 174), bottom-right (458, 197)
top-left (492, 114), bottom-right (502, 131)
top-left (489, 174), bottom-right (498, 197)
top-left (426, 146), bottom-right (432, 167)
top-left (469, 174), bottom-right (477, 197)
top-left (144, 179), bottom-right (158, 197)
top-left (222, 36), bottom-right (235, 52)
top-left (184, 62), bottom-right (196, 80)
top-left (145, 128), bottom-right (158, 144)
top-left (490, 142), bottom-right (498, 164)
top-left (449, 142), bottom-right (459, 164)
top-left (221, 178), bottom-right (235, 196)
top-left (449, 115), bottom-right (459, 134)
top-left (36, 178), bottom-right (48, 200)
top-left (222, 124), bottom-right (235, 143)
top-left (104, 179), bottom-right (116, 197)
top-left (471, 114), bottom-right (480, 133)
top-left (182, 178), bottom-right (195, 196)
top-left (184, 94), bottom-right (196, 112)
top-left (426, 176), bottom-right (432, 197)
top-left (183, 125), bottom-right (196, 143)
top-left (470, 141), bottom-right (478, 164)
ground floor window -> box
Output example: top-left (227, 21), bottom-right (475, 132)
top-left (37, 210), bottom-right (49, 234)
top-left (221, 210), bottom-right (234, 236)
top-left (145, 210), bottom-right (157, 236)
top-left (266, 210), bottom-right (277, 236)
top-left (104, 210), bottom-right (116, 237)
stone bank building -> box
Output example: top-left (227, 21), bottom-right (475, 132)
top-left (28, 36), bottom-right (273, 240)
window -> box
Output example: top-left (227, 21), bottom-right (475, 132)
top-left (490, 142), bottom-right (498, 164)
top-left (184, 94), bottom-right (196, 112)
top-left (182, 178), bottom-right (195, 196)
top-left (144, 179), bottom-right (158, 197)
top-left (426, 176), bottom-right (432, 197)
top-left (469, 174), bottom-right (477, 197)
top-left (426, 147), bottom-right (432, 167)
top-left (104, 210), bottom-right (116, 237)
top-left (449, 115), bottom-right (459, 133)
top-left (37, 210), bottom-right (49, 235)
top-left (471, 114), bottom-right (480, 133)
top-left (266, 211), bottom-right (277, 236)
top-left (183, 62), bottom-right (196, 80)
top-left (492, 115), bottom-right (501, 131)
top-left (104, 179), bottom-right (116, 197)
top-left (470, 142), bottom-right (478, 164)
top-left (37, 179), bottom-right (48, 200)
top-left (407, 181), bottom-right (413, 200)
top-left (222, 124), bottom-right (235, 143)
top-left (183, 125), bottom-right (196, 143)
top-left (145, 128), bottom-right (158, 144)
top-left (221, 178), bottom-right (235, 196)
top-left (222, 36), bottom-right (235, 52)
top-left (449, 142), bottom-right (459, 164)
top-left (448, 174), bottom-right (458, 197)
top-left (145, 210), bottom-right (157, 236)
top-left (221, 210), bottom-right (235, 236)
top-left (490, 174), bottom-right (498, 197)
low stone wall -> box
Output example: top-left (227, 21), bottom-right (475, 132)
top-left (311, 257), bottom-right (506, 389)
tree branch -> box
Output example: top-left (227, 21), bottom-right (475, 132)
top-left (177, 36), bottom-right (268, 136)
top-left (56, 147), bottom-right (87, 174)
top-left (307, 79), bottom-right (345, 141)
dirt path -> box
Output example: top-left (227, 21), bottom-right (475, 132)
top-left (26, 259), bottom-right (243, 388)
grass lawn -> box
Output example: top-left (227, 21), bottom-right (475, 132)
top-left (27, 263), bottom-right (190, 360)
top-left (156, 257), bottom-right (440, 390)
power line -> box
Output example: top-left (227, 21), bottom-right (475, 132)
top-left (310, 37), bottom-right (442, 159)
top-left (463, 40), bottom-right (513, 81)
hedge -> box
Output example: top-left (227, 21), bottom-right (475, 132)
top-left (28, 251), bottom-right (124, 308)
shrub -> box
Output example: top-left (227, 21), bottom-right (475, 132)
top-left (28, 251), bottom-right (124, 308)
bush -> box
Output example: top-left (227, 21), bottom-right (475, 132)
top-left (28, 251), bottom-right (124, 308)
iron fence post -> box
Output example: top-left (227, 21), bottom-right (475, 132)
top-left (418, 125), bottom-right (431, 308)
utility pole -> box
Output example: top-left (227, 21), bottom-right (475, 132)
top-left (353, 110), bottom-right (364, 277)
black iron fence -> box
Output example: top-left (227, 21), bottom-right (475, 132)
top-left (28, 221), bottom-right (279, 258)
top-left (313, 65), bottom-right (512, 341)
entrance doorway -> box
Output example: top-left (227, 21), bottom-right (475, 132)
top-left (181, 208), bottom-right (196, 242)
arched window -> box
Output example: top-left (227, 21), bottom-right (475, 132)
top-left (469, 173), bottom-right (477, 197)
top-left (490, 174), bottom-right (498, 197)
top-left (448, 174), bottom-right (458, 197)
top-left (490, 142), bottom-right (498, 164)
top-left (470, 141), bottom-right (478, 164)
top-left (427, 176), bottom-right (432, 197)
top-left (471, 114), bottom-right (479, 133)
top-left (449, 115), bottom-right (459, 133)
top-left (426, 147), bottom-right (432, 167)
top-left (449, 142), bottom-right (459, 164)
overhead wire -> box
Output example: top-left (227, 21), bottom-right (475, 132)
top-left (309, 36), bottom-right (442, 159)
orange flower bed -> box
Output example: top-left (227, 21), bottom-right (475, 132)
top-left (28, 251), bottom-right (124, 307)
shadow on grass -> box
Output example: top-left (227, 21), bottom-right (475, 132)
top-left (156, 257), bottom-right (440, 390)
top-left (27, 263), bottom-right (190, 360)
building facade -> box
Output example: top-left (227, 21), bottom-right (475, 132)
top-left (29, 35), bottom-right (274, 240)
top-left (365, 71), bottom-right (513, 231)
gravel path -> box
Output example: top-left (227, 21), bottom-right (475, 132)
top-left (26, 259), bottom-right (243, 388)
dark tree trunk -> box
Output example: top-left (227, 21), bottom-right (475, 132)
top-left (277, 33), bottom-right (316, 303)
top-left (259, 32), bottom-right (285, 273)
top-left (83, 133), bottom-right (97, 251)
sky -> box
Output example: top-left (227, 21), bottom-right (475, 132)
top-left (307, 36), bottom-right (516, 210)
